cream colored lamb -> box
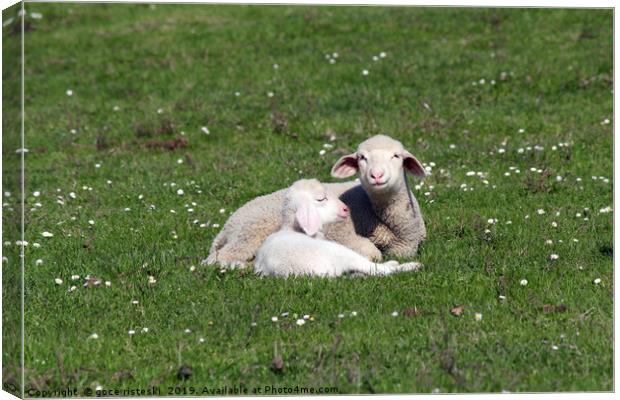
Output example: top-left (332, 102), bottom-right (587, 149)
top-left (254, 179), bottom-right (422, 277)
top-left (204, 134), bottom-right (426, 268)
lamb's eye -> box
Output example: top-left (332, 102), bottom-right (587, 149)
top-left (393, 154), bottom-right (400, 159)
top-left (316, 197), bottom-right (327, 202)
top-left (358, 154), bottom-right (366, 161)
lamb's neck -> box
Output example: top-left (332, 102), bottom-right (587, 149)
top-left (287, 223), bottom-right (325, 239)
top-left (367, 186), bottom-right (415, 221)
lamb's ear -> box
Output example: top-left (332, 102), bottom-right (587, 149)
top-left (402, 150), bottom-right (426, 178)
top-left (295, 202), bottom-right (321, 237)
top-left (331, 153), bottom-right (359, 178)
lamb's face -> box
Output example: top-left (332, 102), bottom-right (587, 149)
top-left (288, 179), bottom-right (349, 236)
top-left (330, 135), bottom-right (426, 194)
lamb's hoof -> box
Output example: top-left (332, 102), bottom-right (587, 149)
top-left (230, 261), bottom-right (249, 270)
top-left (201, 257), bottom-right (247, 269)
top-left (218, 261), bottom-right (248, 270)
top-left (398, 262), bottom-right (423, 272)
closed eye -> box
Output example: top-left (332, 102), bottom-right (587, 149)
top-left (316, 197), bottom-right (327, 202)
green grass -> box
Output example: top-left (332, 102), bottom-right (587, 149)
top-left (2, 3), bottom-right (613, 394)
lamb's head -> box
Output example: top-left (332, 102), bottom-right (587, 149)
top-left (282, 179), bottom-right (349, 237)
top-left (330, 134), bottom-right (426, 194)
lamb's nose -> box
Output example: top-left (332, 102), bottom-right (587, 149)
top-left (370, 170), bottom-right (384, 180)
top-left (342, 205), bottom-right (349, 214)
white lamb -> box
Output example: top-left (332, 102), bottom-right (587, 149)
top-left (255, 179), bottom-right (422, 277)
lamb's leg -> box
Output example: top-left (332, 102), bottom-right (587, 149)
top-left (323, 215), bottom-right (383, 261)
top-left (348, 236), bottom-right (383, 261)
top-left (347, 260), bottom-right (422, 276)
top-left (203, 218), bottom-right (278, 268)
top-left (203, 230), bottom-right (228, 265)
top-left (201, 242), bottom-right (254, 269)
top-left (325, 222), bottom-right (383, 261)
top-left (369, 208), bottom-right (426, 258)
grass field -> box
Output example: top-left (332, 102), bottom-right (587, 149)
top-left (2, 3), bottom-right (613, 394)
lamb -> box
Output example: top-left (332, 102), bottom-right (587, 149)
top-left (204, 134), bottom-right (426, 268)
top-left (254, 179), bottom-right (422, 277)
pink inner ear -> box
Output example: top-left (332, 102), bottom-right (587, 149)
top-left (403, 151), bottom-right (426, 177)
top-left (331, 154), bottom-right (359, 178)
top-left (295, 202), bottom-right (321, 236)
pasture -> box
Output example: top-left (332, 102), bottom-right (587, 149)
top-left (2, 4), bottom-right (613, 394)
